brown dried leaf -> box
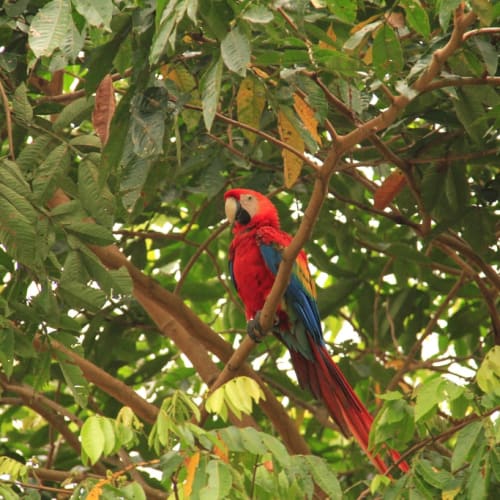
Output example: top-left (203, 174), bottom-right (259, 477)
top-left (293, 93), bottom-right (322, 146)
top-left (386, 11), bottom-right (406, 29)
top-left (277, 110), bottom-right (304, 188)
top-left (92, 74), bottom-right (116, 146)
top-left (373, 170), bottom-right (407, 209)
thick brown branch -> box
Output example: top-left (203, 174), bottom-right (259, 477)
top-left (32, 335), bottom-right (159, 424)
top-left (46, 189), bottom-right (309, 455)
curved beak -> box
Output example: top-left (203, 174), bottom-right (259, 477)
top-left (225, 196), bottom-right (239, 224)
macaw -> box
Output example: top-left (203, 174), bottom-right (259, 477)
top-left (224, 188), bottom-right (409, 475)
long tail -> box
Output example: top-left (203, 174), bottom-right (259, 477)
top-left (289, 341), bottom-right (409, 475)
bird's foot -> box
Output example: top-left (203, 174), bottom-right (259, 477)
top-left (247, 311), bottom-right (265, 343)
top-left (246, 311), bottom-right (280, 343)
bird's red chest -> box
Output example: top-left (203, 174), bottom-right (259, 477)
top-left (230, 234), bottom-right (276, 320)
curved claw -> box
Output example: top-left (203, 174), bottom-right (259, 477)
top-left (246, 311), bottom-right (281, 342)
top-left (247, 311), bottom-right (266, 343)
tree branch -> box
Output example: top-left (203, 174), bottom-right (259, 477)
top-left (46, 189), bottom-right (310, 455)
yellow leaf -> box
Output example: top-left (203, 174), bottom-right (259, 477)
top-left (442, 487), bottom-right (461, 500)
top-left (162, 64), bottom-right (196, 93)
top-left (363, 45), bottom-right (373, 65)
top-left (293, 94), bottom-right (322, 145)
top-left (87, 483), bottom-right (103, 500)
top-left (278, 110), bottom-right (304, 188)
top-left (184, 451), bottom-right (200, 499)
top-left (318, 24), bottom-right (336, 49)
top-left (236, 76), bottom-right (266, 144)
top-left (162, 64), bottom-right (201, 131)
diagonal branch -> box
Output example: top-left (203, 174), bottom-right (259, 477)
top-left (46, 189), bottom-right (310, 455)
top-left (210, 6), bottom-right (478, 386)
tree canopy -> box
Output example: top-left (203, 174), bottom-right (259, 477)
top-left (0, 0), bottom-right (499, 498)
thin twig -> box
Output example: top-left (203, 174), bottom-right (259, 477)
top-left (386, 272), bottom-right (467, 391)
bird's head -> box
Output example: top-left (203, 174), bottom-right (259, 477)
top-left (224, 189), bottom-right (280, 231)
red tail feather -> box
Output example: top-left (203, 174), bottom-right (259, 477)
top-left (290, 342), bottom-right (409, 475)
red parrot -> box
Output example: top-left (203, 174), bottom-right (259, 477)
top-left (224, 188), bottom-right (409, 475)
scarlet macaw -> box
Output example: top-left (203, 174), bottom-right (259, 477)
top-left (224, 188), bottom-right (409, 475)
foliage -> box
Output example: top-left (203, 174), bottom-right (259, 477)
top-left (0, 0), bottom-right (499, 498)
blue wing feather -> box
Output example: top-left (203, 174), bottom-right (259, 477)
top-left (259, 243), bottom-right (324, 346)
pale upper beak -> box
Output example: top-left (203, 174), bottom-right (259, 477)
top-left (225, 196), bottom-right (239, 224)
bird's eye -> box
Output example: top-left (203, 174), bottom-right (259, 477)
top-left (246, 195), bottom-right (253, 201)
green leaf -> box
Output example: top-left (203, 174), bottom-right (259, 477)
top-left (0, 160), bottom-right (33, 199)
top-left (471, 0), bottom-right (494, 25)
top-left (61, 17), bottom-right (85, 61)
top-left (373, 24), bottom-right (404, 80)
top-left (160, 451), bottom-right (185, 479)
top-left (474, 38), bottom-right (498, 75)
top-left (0, 484), bottom-right (19, 500)
top-left (120, 482), bottom-right (147, 500)
top-left (325, 0), bottom-right (357, 23)
top-left (28, 0), bottom-right (72, 57)
top-left (414, 376), bottom-right (443, 421)
top-left (0, 456), bottom-right (27, 482)
top-left (119, 146), bottom-right (153, 211)
top-left (65, 222), bottom-right (115, 246)
top-left (150, 0), bottom-right (190, 63)
top-left (200, 460), bottom-right (233, 499)
top-left (200, 56), bottom-right (223, 131)
top-left (73, 0), bottom-right (113, 30)
top-left (216, 427), bottom-right (245, 453)
top-left (12, 83), bottom-right (33, 126)
top-left (55, 350), bottom-right (90, 408)
top-left (239, 427), bottom-right (267, 455)
top-left (221, 25), bottom-right (251, 76)
top-left (437, 0), bottom-right (462, 31)
top-left (445, 164), bottom-right (468, 214)
top-left (242, 5), bottom-right (274, 24)
top-left (454, 88), bottom-right (488, 144)
top-left (451, 420), bottom-right (483, 472)
top-left (58, 280), bottom-right (107, 312)
top-left (16, 135), bottom-right (56, 172)
top-left (415, 459), bottom-right (455, 489)
top-left (78, 157), bottom-right (115, 227)
top-left (0, 327), bottom-right (15, 377)
top-left (99, 417), bottom-right (117, 456)
top-left (32, 144), bottom-right (70, 204)
top-left (476, 346), bottom-right (500, 396)
top-left (81, 416), bottom-right (105, 465)
top-left (303, 455), bottom-right (342, 499)
top-left (313, 47), bottom-right (360, 76)
top-left (386, 242), bottom-right (431, 263)
top-left (53, 96), bottom-right (94, 132)
top-left (421, 163), bottom-right (445, 213)
top-left (260, 433), bottom-right (290, 468)
top-left (400, 0), bottom-right (430, 39)
top-left (0, 187), bottom-right (40, 268)
top-left (462, 207), bottom-right (496, 253)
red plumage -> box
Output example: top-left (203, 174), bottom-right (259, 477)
top-left (224, 188), bottom-right (409, 475)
